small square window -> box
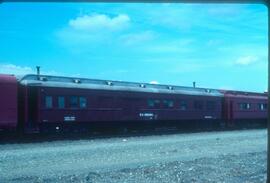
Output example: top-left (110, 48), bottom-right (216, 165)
top-left (258, 103), bottom-right (267, 110)
top-left (58, 96), bottom-right (65, 109)
top-left (180, 100), bottom-right (187, 110)
top-left (148, 99), bottom-right (155, 107)
top-left (163, 100), bottom-right (174, 108)
top-left (70, 96), bottom-right (78, 108)
top-left (45, 96), bottom-right (53, 109)
top-left (147, 99), bottom-right (160, 108)
top-left (79, 97), bottom-right (87, 108)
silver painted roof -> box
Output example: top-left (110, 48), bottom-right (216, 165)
top-left (19, 74), bottom-right (223, 97)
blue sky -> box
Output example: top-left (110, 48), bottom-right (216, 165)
top-left (0, 3), bottom-right (267, 92)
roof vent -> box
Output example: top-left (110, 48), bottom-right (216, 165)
top-left (40, 77), bottom-right (47, 81)
top-left (168, 86), bottom-right (173, 90)
top-left (106, 81), bottom-right (113, 86)
top-left (73, 79), bottom-right (81, 84)
top-left (193, 81), bottom-right (196, 88)
top-left (139, 84), bottom-right (146, 88)
top-left (36, 66), bottom-right (40, 80)
top-left (205, 89), bottom-right (211, 93)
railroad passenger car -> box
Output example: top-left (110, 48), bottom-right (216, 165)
top-left (18, 74), bottom-right (223, 133)
top-left (221, 90), bottom-right (267, 128)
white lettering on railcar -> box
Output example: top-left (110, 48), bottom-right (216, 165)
top-left (64, 116), bottom-right (76, 121)
top-left (139, 113), bottom-right (154, 117)
top-left (204, 116), bottom-right (213, 119)
top-left (139, 113), bottom-right (157, 120)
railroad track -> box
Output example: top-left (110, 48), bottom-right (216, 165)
top-left (0, 125), bottom-right (266, 144)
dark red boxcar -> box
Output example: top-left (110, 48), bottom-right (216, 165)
top-left (0, 74), bottom-right (18, 131)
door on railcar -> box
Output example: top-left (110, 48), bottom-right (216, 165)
top-left (27, 87), bottom-right (39, 130)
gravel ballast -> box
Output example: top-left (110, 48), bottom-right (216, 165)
top-left (0, 129), bottom-right (267, 182)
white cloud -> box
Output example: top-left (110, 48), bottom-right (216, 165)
top-left (69, 14), bottom-right (130, 32)
top-left (235, 56), bottom-right (258, 66)
top-left (56, 13), bottom-right (133, 50)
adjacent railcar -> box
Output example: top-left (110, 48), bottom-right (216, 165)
top-left (18, 74), bottom-right (223, 133)
top-left (221, 90), bottom-right (267, 128)
top-left (0, 74), bottom-right (18, 132)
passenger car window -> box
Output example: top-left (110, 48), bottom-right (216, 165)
top-left (79, 97), bottom-right (87, 108)
top-left (45, 96), bottom-right (53, 109)
top-left (163, 100), bottom-right (174, 108)
top-left (154, 100), bottom-right (160, 107)
top-left (239, 103), bottom-right (251, 110)
top-left (147, 99), bottom-right (160, 108)
top-left (180, 100), bottom-right (187, 110)
top-left (148, 99), bottom-right (155, 107)
top-left (258, 103), bottom-right (267, 110)
top-left (58, 96), bottom-right (65, 109)
top-left (70, 96), bottom-right (78, 108)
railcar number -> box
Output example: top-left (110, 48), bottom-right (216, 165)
top-left (64, 116), bottom-right (76, 121)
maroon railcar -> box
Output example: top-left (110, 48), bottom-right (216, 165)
top-left (1, 73), bottom-right (266, 134)
top-left (0, 74), bottom-right (18, 131)
top-left (18, 74), bottom-right (223, 133)
top-left (221, 90), bottom-right (267, 127)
